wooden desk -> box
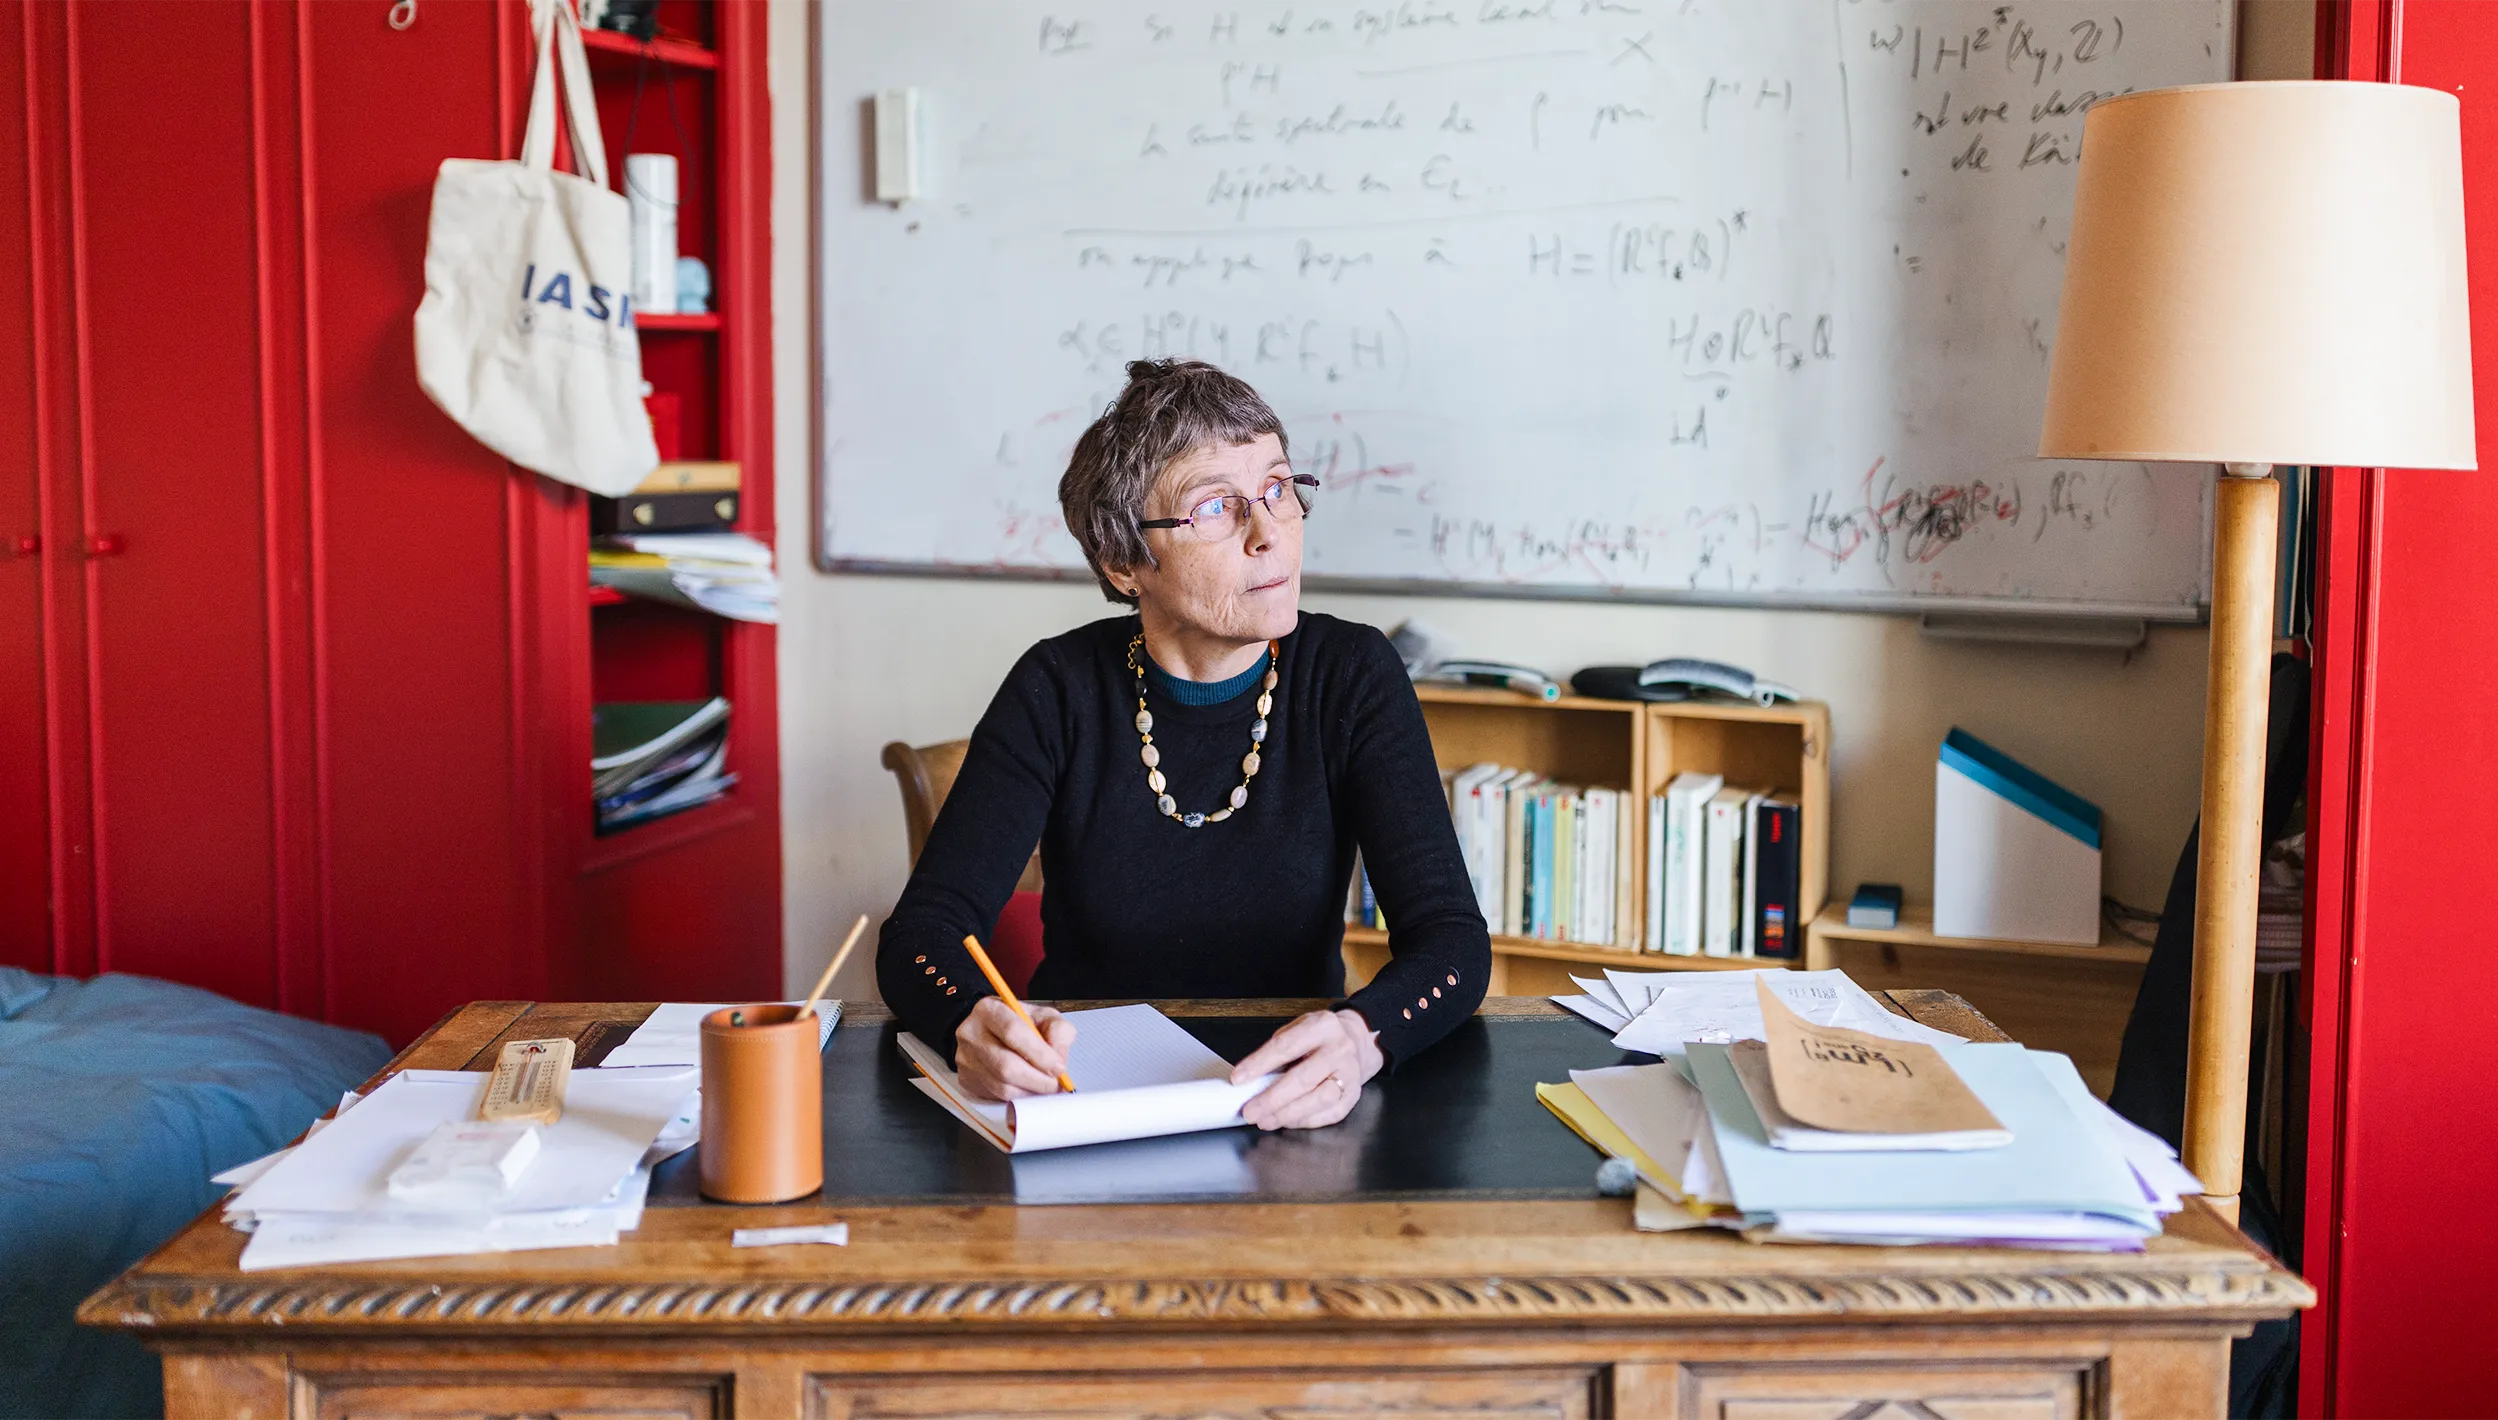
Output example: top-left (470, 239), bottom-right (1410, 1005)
top-left (85, 996), bottom-right (2309, 1419)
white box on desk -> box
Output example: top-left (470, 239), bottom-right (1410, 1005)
top-left (1933, 728), bottom-right (2102, 945)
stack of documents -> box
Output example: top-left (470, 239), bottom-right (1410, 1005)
top-left (1540, 972), bottom-right (2200, 1250)
top-left (900, 1003), bottom-right (1275, 1153)
top-left (592, 697), bottom-right (734, 832)
top-left (599, 1000), bottom-right (840, 1066)
top-left (591, 531), bottom-right (778, 623)
top-left (219, 1066), bottom-right (699, 1271)
top-left (1554, 966), bottom-right (1966, 1053)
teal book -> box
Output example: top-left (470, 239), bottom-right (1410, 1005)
top-left (1684, 1041), bottom-right (2155, 1228)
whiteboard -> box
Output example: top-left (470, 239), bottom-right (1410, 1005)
top-left (816, 0), bottom-right (2228, 619)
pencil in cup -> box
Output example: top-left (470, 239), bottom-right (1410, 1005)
top-left (961, 933), bottom-right (1076, 1094)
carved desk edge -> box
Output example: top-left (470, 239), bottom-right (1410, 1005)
top-left (79, 995), bottom-right (2316, 1338)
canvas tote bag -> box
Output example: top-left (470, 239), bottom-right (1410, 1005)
top-left (414, 0), bottom-right (659, 495)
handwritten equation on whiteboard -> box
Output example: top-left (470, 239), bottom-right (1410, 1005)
top-left (818, 0), bottom-right (2227, 614)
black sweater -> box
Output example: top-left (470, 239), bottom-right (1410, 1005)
top-left (876, 611), bottom-right (1492, 1066)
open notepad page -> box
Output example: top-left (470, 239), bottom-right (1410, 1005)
top-left (898, 1003), bottom-right (1275, 1153)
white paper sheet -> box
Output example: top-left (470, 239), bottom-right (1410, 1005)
top-left (1608, 969), bottom-right (1965, 1056)
top-left (1571, 975), bottom-right (1628, 1018)
top-left (599, 1001), bottom-right (838, 1067)
top-left (241, 1203), bottom-right (625, 1271)
top-left (238, 1168), bottom-right (654, 1271)
top-left (899, 1003), bottom-right (1276, 1153)
top-left (734, 1224), bottom-right (849, 1247)
top-left (1571, 1063), bottom-right (1731, 1207)
top-left (1757, 1209), bottom-right (2155, 1246)
top-left (2041, 1051), bottom-right (2203, 1212)
top-left (231, 1067), bottom-right (696, 1218)
top-left (1552, 994), bottom-right (1627, 1031)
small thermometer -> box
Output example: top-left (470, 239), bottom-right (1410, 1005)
top-left (479, 1038), bottom-right (574, 1126)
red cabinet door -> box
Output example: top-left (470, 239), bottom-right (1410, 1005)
top-left (1, 3), bottom-right (58, 973)
top-left (67, 0), bottom-right (283, 1006)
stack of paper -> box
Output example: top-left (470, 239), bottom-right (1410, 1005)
top-left (598, 1000), bottom-right (840, 1067)
top-left (220, 1067), bottom-right (699, 1271)
top-left (592, 697), bottom-right (734, 832)
top-left (1554, 966), bottom-right (1967, 1053)
top-left (1539, 972), bottom-right (2201, 1250)
top-left (591, 531), bottom-right (778, 623)
top-left (900, 1003), bottom-right (1275, 1153)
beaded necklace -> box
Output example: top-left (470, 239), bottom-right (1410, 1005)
top-left (1127, 632), bottom-right (1277, 829)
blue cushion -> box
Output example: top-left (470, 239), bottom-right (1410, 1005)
top-left (0, 970), bottom-right (390, 1418)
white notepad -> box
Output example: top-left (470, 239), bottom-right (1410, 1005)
top-left (898, 1003), bottom-right (1276, 1153)
top-left (598, 1001), bottom-right (839, 1068)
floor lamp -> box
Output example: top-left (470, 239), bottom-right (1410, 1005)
top-left (2039, 82), bottom-right (2476, 1224)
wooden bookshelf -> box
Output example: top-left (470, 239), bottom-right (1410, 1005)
top-left (1343, 684), bottom-right (1831, 997)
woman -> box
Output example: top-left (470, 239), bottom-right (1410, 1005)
top-left (876, 359), bottom-right (1490, 1131)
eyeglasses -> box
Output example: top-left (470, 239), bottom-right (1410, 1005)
top-left (1139, 474), bottom-right (1320, 544)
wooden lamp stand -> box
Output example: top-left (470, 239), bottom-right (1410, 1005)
top-left (2185, 464), bottom-right (2280, 1224)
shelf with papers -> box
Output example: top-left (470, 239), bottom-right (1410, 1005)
top-left (566, 0), bottom-right (779, 1004)
top-left (1803, 905), bottom-right (2152, 967)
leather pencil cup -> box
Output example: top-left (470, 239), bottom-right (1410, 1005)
top-left (698, 1005), bottom-right (824, 1203)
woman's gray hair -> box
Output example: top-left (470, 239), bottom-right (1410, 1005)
top-left (1058, 359), bottom-right (1289, 604)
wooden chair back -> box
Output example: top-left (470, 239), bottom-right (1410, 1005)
top-left (880, 739), bottom-right (1043, 892)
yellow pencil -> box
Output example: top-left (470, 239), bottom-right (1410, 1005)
top-left (961, 933), bottom-right (1075, 1094)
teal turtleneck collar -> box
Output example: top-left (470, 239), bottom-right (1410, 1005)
top-left (1141, 648), bottom-right (1268, 706)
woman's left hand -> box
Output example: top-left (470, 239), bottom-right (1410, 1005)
top-left (1231, 1008), bottom-right (1384, 1130)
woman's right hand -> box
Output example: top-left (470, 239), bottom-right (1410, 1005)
top-left (953, 996), bottom-right (1077, 1101)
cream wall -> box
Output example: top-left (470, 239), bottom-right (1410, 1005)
top-left (768, 0), bottom-right (2307, 997)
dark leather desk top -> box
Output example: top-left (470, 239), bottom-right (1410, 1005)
top-left (647, 1004), bottom-right (1651, 1208)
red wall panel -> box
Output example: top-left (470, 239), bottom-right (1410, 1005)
top-left (2304, 3), bottom-right (2498, 1413)
top-left (70, 0), bottom-right (282, 1005)
top-left (298, 0), bottom-right (564, 1041)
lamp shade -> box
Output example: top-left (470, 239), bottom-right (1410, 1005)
top-left (2039, 81), bottom-right (2475, 469)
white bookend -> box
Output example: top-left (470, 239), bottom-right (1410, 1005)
top-left (1933, 730), bottom-right (2103, 945)
top-left (1662, 773), bottom-right (1723, 955)
top-left (1701, 785), bottom-right (1750, 957)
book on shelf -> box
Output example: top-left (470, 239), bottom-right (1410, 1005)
top-left (1702, 784), bottom-right (1758, 958)
top-left (1413, 763), bottom-right (1633, 949)
top-left (1637, 777), bottom-right (1801, 962)
top-left (1751, 797), bottom-right (1803, 959)
top-left (1660, 772), bottom-right (1722, 956)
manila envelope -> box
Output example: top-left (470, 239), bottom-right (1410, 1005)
top-left (1753, 978), bottom-right (2003, 1136)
